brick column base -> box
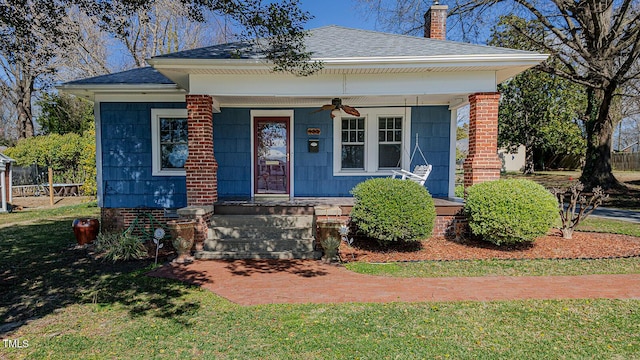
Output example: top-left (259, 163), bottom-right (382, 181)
top-left (177, 205), bottom-right (214, 251)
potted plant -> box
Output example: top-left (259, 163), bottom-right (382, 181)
top-left (320, 236), bottom-right (341, 263)
top-left (167, 219), bottom-right (196, 263)
top-left (72, 218), bottom-right (100, 245)
top-left (317, 218), bottom-right (343, 263)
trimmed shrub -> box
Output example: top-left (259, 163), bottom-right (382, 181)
top-left (350, 178), bottom-right (436, 243)
top-left (464, 179), bottom-right (558, 245)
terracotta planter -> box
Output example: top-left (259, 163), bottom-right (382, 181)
top-left (72, 218), bottom-right (100, 245)
top-left (167, 219), bottom-right (196, 263)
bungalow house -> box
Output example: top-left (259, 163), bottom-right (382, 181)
top-left (60, 4), bottom-right (547, 259)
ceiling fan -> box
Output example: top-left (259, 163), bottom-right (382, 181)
top-left (313, 98), bottom-right (360, 118)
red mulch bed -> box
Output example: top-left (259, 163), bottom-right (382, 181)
top-left (339, 231), bottom-right (640, 263)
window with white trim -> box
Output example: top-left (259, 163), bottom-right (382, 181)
top-left (151, 108), bottom-right (188, 176)
top-left (333, 108), bottom-right (411, 176)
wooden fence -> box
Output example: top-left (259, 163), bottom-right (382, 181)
top-left (612, 153), bottom-right (640, 171)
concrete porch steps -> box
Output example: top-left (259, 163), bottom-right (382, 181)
top-left (194, 214), bottom-right (321, 260)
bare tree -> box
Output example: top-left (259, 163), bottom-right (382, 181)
top-left (58, 8), bottom-right (114, 80)
top-left (0, 0), bottom-right (76, 139)
top-left (97, 0), bottom-right (223, 68)
top-left (355, 0), bottom-right (640, 189)
top-left (1, 0), bottom-right (317, 141)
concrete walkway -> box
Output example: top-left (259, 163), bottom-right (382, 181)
top-left (149, 260), bottom-right (640, 305)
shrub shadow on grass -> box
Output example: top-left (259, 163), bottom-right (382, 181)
top-left (0, 219), bottom-right (200, 334)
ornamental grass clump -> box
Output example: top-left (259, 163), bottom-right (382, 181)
top-left (94, 231), bottom-right (148, 262)
top-left (350, 178), bottom-right (436, 243)
top-left (465, 179), bottom-right (558, 246)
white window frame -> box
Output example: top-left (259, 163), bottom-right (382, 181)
top-left (151, 108), bottom-right (188, 176)
top-left (333, 107), bottom-right (411, 176)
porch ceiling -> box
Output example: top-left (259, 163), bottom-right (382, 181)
top-left (212, 94), bottom-right (466, 108)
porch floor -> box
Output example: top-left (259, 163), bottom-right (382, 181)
top-left (214, 197), bottom-right (464, 216)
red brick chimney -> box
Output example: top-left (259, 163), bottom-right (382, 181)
top-left (424, 2), bottom-right (448, 40)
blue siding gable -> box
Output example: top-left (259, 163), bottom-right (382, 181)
top-left (100, 102), bottom-right (187, 209)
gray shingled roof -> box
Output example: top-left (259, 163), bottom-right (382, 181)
top-left (153, 25), bottom-right (535, 60)
top-left (63, 67), bottom-right (175, 86)
top-left (64, 26), bottom-right (538, 86)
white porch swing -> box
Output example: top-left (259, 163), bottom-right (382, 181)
top-left (390, 133), bottom-right (432, 186)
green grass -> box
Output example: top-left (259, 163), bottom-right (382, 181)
top-left (2, 204), bottom-right (640, 359)
top-left (577, 217), bottom-right (640, 237)
top-left (0, 201), bottom-right (99, 227)
top-left (5, 296), bottom-right (640, 359)
top-left (346, 258), bottom-right (640, 278)
top-left (501, 170), bottom-right (640, 210)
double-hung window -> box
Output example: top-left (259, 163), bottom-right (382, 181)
top-left (151, 108), bottom-right (188, 176)
top-left (333, 108), bottom-right (411, 175)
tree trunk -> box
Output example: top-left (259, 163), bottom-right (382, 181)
top-left (523, 145), bottom-right (535, 174)
top-left (17, 77), bottom-right (35, 139)
top-left (580, 87), bottom-right (620, 190)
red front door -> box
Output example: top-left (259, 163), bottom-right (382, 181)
top-left (254, 117), bottom-right (290, 195)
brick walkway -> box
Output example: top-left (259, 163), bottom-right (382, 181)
top-left (148, 260), bottom-right (640, 305)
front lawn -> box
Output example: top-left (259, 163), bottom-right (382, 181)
top-left (501, 170), bottom-right (640, 210)
top-left (2, 203), bottom-right (640, 359)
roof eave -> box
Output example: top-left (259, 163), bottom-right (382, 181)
top-left (147, 53), bottom-right (549, 72)
top-left (57, 84), bottom-right (185, 100)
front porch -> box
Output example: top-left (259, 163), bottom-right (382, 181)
top-left (212, 196), bottom-right (463, 216)
top-left (187, 197), bottom-right (465, 260)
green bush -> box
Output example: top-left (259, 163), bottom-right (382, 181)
top-left (350, 178), bottom-right (436, 243)
top-left (464, 179), bottom-right (558, 245)
top-left (94, 231), bottom-right (148, 262)
top-left (4, 129), bottom-right (96, 196)
top-left (454, 184), bottom-right (465, 198)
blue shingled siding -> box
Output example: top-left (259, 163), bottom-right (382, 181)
top-left (100, 102), bottom-right (187, 209)
top-left (214, 108), bottom-right (252, 198)
top-left (292, 106), bottom-right (450, 197)
top-left (409, 106), bottom-right (451, 197)
top-left (100, 104), bottom-right (450, 207)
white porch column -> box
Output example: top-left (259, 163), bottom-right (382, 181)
top-left (0, 163), bottom-right (6, 212)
